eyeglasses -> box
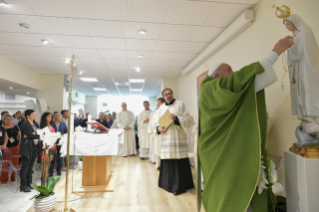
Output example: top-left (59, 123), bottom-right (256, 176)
top-left (164, 92), bottom-right (172, 97)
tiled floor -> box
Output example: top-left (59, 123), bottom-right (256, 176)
top-left (0, 165), bottom-right (69, 212)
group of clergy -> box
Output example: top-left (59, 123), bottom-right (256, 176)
top-left (112, 90), bottom-right (195, 196)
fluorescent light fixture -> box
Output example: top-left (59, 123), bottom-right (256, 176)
top-left (42, 40), bottom-right (49, 45)
top-left (130, 89), bottom-right (142, 92)
top-left (138, 29), bottom-right (147, 35)
top-left (9, 87), bottom-right (13, 89)
top-left (79, 71), bottom-right (83, 75)
top-left (0, 0), bottom-right (7, 6)
top-left (94, 88), bottom-right (107, 91)
top-left (182, 10), bottom-right (255, 75)
top-left (27, 92), bottom-right (30, 94)
top-left (80, 78), bottom-right (98, 82)
top-left (137, 54), bottom-right (143, 58)
top-left (130, 79), bottom-right (144, 83)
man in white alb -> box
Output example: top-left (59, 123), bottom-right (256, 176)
top-left (138, 101), bottom-right (153, 159)
top-left (116, 103), bottom-right (136, 157)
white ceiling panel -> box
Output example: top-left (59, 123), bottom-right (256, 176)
top-left (58, 35), bottom-right (95, 48)
top-left (9, 46), bottom-right (46, 56)
top-left (165, 1), bottom-right (216, 26)
top-left (203, 3), bottom-right (252, 27)
top-left (70, 48), bottom-right (101, 58)
top-left (150, 60), bottom-right (174, 68)
top-left (104, 59), bottom-right (127, 66)
top-left (93, 37), bottom-right (126, 50)
top-left (128, 66), bottom-right (148, 74)
top-left (130, 83), bottom-right (144, 89)
top-left (126, 39), bottom-right (157, 51)
top-left (184, 42), bottom-right (209, 54)
top-left (164, 69), bottom-right (183, 78)
top-left (0, 0), bottom-right (36, 15)
top-left (39, 47), bottom-right (71, 57)
top-left (3, 55), bottom-right (33, 63)
top-left (170, 61), bottom-right (189, 68)
top-left (79, 58), bottom-right (105, 66)
top-left (26, 0), bottom-right (80, 18)
top-left (0, 20), bottom-right (16, 32)
top-left (41, 17), bottom-right (89, 36)
top-left (21, 33), bottom-right (66, 47)
top-left (100, 50), bottom-right (126, 59)
top-left (0, 45), bottom-right (18, 55)
top-left (160, 24), bottom-right (199, 41)
top-left (127, 51), bottom-right (153, 60)
top-left (0, 32), bottom-right (32, 46)
top-left (128, 59), bottom-right (151, 67)
top-left (220, 0), bottom-right (260, 4)
top-left (124, 0), bottom-right (169, 23)
top-left (129, 70), bottom-right (147, 79)
top-left (155, 40), bottom-right (187, 53)
top-left (124, 22), bottom-right (162, 40)
top-left (107, 64), bottom-right (128, 70)
top-left (176, 53), bottom-right (198, 62)
top-left (0, 14), bottom-right (53, 34)
top-left (153, 52), bottom-right (179, 61)
top-left (192, 27), bottom-right (224, 43)
top-left (19, 62), bottom-right (45, 69)
top-left (75, 0), bottom-right (122, 20)
top-left (85, 20), bottom-right (124, 38)
top-left (148, 67), bottom-right (167, 77)
top-left (27, 56), bottom-right (67, 64)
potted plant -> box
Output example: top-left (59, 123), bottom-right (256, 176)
top-left (31, 176), bottom-right (61, 212)
top-left (78, 156), bottom-right (83, 169)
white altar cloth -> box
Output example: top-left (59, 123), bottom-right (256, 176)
top-left (60, 129), bottom-right (123, 156)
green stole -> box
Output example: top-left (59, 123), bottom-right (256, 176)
top-left (197, 62), bottom-right (269, 212)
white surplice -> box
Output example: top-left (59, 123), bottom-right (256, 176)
top-left (138, 110), bottom-right (153, 158)
top-left (154, 99), bottom-right (194, 159)
top-left (116, 110), bottom-right (136, 156)
top-left (147, 111), bottom-right (156, 163)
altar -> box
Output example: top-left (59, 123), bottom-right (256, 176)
top-left (60, 129), bottom-right (123, 193)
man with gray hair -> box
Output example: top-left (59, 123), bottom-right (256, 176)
top-left (198, 36), bottom-right (293, 212)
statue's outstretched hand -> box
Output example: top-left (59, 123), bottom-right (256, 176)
top-left (272, 36), bottom-right (293, 56)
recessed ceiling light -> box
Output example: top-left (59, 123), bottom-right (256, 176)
top-left (0, 0), bottom-right (7, 6)
top-left (136, 67), bottom-right (141, 72)
top-left (80, 78), bottom-right (98, 82)
top-left (137, 54), bottom-right (143, 58)
top-left (42, 40), bottom-right (49, 45)
top-left (131, 89), bottom-right (142, 92)
top-left (9, 87), bottom-right (13, 89)
top-left (94, 88), bottom-right (107, 91)
top-left (130, 79), bottom-right (144, 83)
top-left (79, 71), bottom-right (83, 75)
top-left (138, 29), bottom-right (147, 35)
top-left (19, 23), bottom-right (31, 29)
top-left (27, 92), bottom-right (30, 94)
top-left (65, 59), bottom-right (70, 63)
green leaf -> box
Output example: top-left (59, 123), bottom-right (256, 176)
top-left (49, 177), bottom-right (61, 192)
top-left (46, 177), bottom-right (55, 189)
top-left (37, 185), bottom-right (50, 196)
top-left (30, 194), bottom-right (42, 200)
top-left (31, 184), bottom-right (39, 191)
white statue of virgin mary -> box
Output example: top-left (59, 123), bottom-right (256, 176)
top-left (274, 5), bottom-right (319, 134)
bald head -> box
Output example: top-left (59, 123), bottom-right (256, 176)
top-left (210, 63), bottom-right (234, 79)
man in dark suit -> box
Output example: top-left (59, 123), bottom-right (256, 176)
top-left (81, 112), bottom-right (90, 128)
top-left (49, 111), bottom-right (68, 176)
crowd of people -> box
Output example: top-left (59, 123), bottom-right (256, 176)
top-left (0, 88), bottom-right (194, 196)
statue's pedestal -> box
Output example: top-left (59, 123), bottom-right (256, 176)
top-left (284, 151), bottom-right (319, 212)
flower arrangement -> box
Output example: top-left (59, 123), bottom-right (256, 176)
top-left (37, 127), bottom-right (62, 185)
top-left (258, 155), bottom-right (284, 211)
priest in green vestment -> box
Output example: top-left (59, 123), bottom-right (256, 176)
top-left (197, 36), bottom-right (293, 212)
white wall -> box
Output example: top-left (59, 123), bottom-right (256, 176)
top-left (176, 0), bottom-right (319, 196)
top-left (161, 78), bottom-right (179, 99)
top-left (85, 96), bottom-right (98, 119)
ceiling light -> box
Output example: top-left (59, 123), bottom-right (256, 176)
top-left (130, 89), bottom-right (142, 92)
top-left (19, 23), bottom-right (31, 29)
top-left (79, 71), bottom-right (83, 75)
top-left (94, 88), bottom-right (107, 91)
top-left (135, 67), bottom-right (141, 72)
top-left (65, 59), bottom-right (70, 63)
top-left (27, 92), bottom-right (30, 94)
top-left (115, 82), bottom-right (130, 86)
top-left (42, 40), bottom-right (49, 45)
top-left (138, 29), bottom-right (147, 35)
top-left (9, 87), bottom-right (13, 89)
top-left (0, 0), bottom-right (8, 6)
top-left (80, 78), bottom-right (98, 82)
top-left (130, 79), bottom-right (144, 83)
top-left (137, 54), bottom-right (143, 58)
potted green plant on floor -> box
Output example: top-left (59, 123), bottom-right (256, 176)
top-left (78, 156), bottom-right (83, 169)
top-left (30, 176), bottom-right (61, 212)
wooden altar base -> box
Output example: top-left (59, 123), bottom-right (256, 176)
top-left (72, 155), bottom-right (118, 193)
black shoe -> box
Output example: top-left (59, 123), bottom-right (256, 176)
top-left (173, 191), bottom-right (180, 196)
top-left (57, 172), bottom-right (62, 176)
top-left (20, 186), bottom-right (31, 192)
top-left (27, 184), bottom-right (33, 190)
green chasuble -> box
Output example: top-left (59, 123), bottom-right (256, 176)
top-left (197, 62), bottom-right (269, 212)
